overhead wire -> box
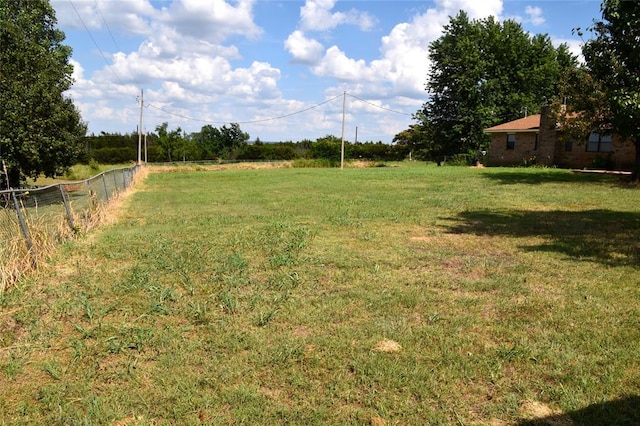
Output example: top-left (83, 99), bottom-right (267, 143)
top-left (347, 93), bottom-right (412, 116)
top-left (93, 0), bottom-right (121, 53)
top-left (64, 3), bottom-right (415, 140)
top-left (146, 94), bottom-right (345, 125)
top-left (68, 0), bottom-right (127, 86)
top-left (146, 92), bottom-right (413, 126)
top-left (64, 2), bottom-right (413, 130)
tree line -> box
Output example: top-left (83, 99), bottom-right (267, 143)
top-left (2, 0), bottom-right (638, 187)
top-left (83, 127), bottom-right (410, 164)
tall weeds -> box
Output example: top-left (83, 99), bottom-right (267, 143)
top-left (0, 166), bottom-right (147, 294)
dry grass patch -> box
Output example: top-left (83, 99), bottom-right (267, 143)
top-left (372, 339), bottom-right (402, 353)
top-left (149, 161), bottom-right (291, 174)
top-left (518, 400), bottom-right (574, 425)
top-left (0, 166), bottom-right (147, 295)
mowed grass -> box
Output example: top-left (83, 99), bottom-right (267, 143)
top-left (1, 165), bottom-right (640, 425)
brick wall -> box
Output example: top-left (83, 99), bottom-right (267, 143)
top-left (486, 132), bottom-right (541, 166)
top-left (554, 134), bottom-right (635, 170)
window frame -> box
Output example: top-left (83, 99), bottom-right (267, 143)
top-left (586, 132), bottom-right (612, 153)
top-left (506, 134), bottom-right (516, 150)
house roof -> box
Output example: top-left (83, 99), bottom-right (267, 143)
top-left (484, 114), bottom-right (541, 133)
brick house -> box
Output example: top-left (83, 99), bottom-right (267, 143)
top-left (484, 106), bottom-right (636, 170)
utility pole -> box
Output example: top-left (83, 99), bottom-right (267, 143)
top-left (340, 91), bottom-right (346, 170)
top-left (137, 88), bottom-right (144, 165)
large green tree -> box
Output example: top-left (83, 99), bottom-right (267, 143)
top-left (0, 0), bottom-right (86, 188)
top-left (218, 123), bottom-right (249, 158)
top-left (155, 122), bottom-right (183, 162)
top-left (555, 0), bottom-right (640, 181)
top-left (412, 11), bottom-right (576, 161)
top-left (193, 123), bottom-right (249, 159)
top-left (195, 124), bottom-right (222, 159)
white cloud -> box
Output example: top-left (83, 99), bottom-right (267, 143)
top-left (226, 62), bottom-right (282, 99)
top-left (552, 37), bottom-right (584, 62)
top-left (52, 0), bottom-right (156, 35)
top-left (436, 0), bottom-right (503, 20)
top-left (313, 46), bottom-right (370, 81)
top-left (96, 49), bottom-right (282, 103)
top-left (299, 0), bottom-right (376, 32)
top-left (157, 0), bottom-right (262, 42)
top-left (307, 0), bottom-right (504, 100)
top-left (525, 6), bottom-right (545, 26)
top-left (284, 31), bottom-right (325, 65)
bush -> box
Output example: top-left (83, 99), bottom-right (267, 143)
top-left (89, 147), bottom-right (136, 164)
top-left (89, 159), bottom-right (100, 173)
top-left (591, 153), bottom-right (614, 170)
top-left (444, 153), bottom-right (475, 166)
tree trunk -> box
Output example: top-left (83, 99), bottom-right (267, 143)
top-left (6, 166), bottom-right (22, 189)
top-left (633, 138), bottom-right (640, 183)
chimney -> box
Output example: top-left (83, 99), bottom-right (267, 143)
top-left (536, 105), bottom-right (556, 166)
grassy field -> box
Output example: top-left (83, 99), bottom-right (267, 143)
top-left (1, 164), bottom-right (639, 425)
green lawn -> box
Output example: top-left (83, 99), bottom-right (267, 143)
top-left (1, 165), bottom-right (640, 425)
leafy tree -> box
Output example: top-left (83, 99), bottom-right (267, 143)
top-left (410, 11), bottom-right (576, 160)
top-left (174, 130), bottom-right (200, 162)
top-left (0, 0), bottom-right (86, 187)
top-left (219, 123), bottom-right (249, 158)
top-left (554, 0), bottom-right (640, 181)
top-left (195, 124), bottom-right (222, 159)
top-left (392, 111), bottom-right (432, 161)
top-left (193, 123), bottom-right (249, 159)
top-left (311, 135), bottom-right (341, 161)
top-left (155, 122), bottom-right (183, 162)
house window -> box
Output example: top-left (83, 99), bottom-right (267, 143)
top-left (534, 133), bottom-right (539, 151)
top-left (565, 140), bottom-right (573, 152)
top-left (506, 134), bottom-right (516, 150)
top-left (586, 133), bottom-right (612, 152)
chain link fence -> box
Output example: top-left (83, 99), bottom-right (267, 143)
top-left (0, 165), bottom-right (142, 292)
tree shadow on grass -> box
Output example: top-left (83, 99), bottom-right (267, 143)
top-left (445, 209), bottom-right (640, 267)
top-left (480, 169), bottom-right (626, 185)
top-left (518, 395), bottom-right (640, 425)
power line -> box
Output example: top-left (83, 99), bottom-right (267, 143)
top-left (146, 92), bottom-right (412, 126)
top-left (347, 93), bottom-right (412, 116)
top-left (94, 0), bottom-right (121, 53)
top-left (68, 0), bottom-right (126, 86)
top-left (146, 94), bottom-right (344, 125)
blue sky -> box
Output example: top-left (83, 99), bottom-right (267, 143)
top-left (50, 0), bottom-right (603, 143)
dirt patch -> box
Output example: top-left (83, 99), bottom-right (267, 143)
top-left (292, 325), bottom-right (312, 338)
top-left (519, 400), bottom-right (574, 425)
top-left (371, 415), bottom-right (387, 425)
top-left (373, 339), bottom-right (402, 353)
top-left (110, 416), bottom-right (145, 426)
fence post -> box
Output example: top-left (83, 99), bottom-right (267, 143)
top-left (102, 173), bottom-right (109, 201)
top-left (59, 184), bottom-right (76, 231)
top-left (12, 191), bottom-right (37, 268)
